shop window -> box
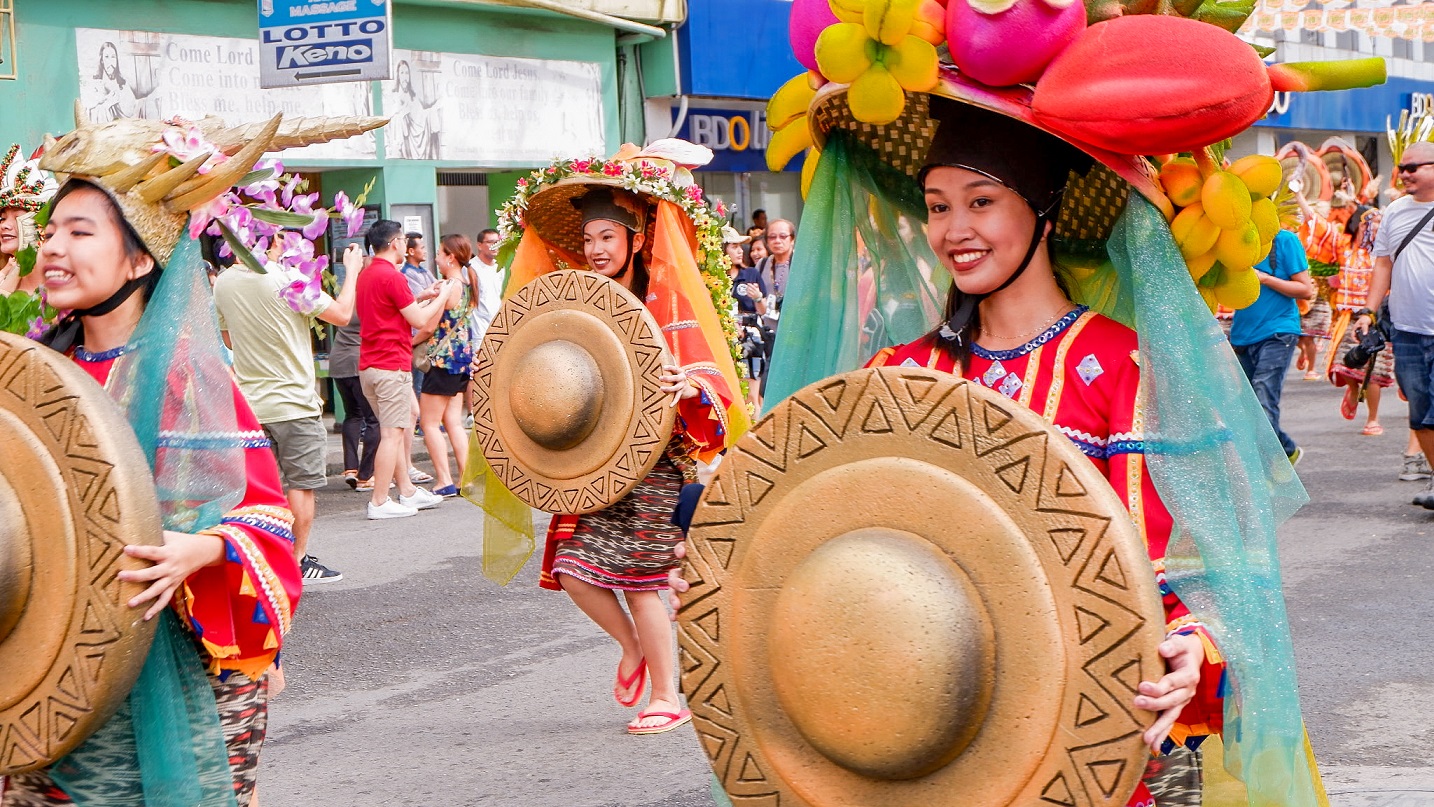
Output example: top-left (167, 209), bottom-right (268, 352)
top-left (1334, 31), bottom-right (1356, 52)
top-left (0, 0), bottom-right (13, 80)
top-left (1394, 38), bottom-right (1413, 60)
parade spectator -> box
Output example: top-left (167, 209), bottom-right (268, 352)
top-left (750, 208), bottom-right (768, 235)
top-left (416, 234), bottom-right (479, 497)
top-left (1359, 142), bottom-right (1434, 508)
top-left (467, 227), bottom-right (505, 423)
top-left (213, 240), bottom-right (366, 584)
top-left (755, 218), bottom-right (796, 394)
top-left (357, 219), bottom-right (452, 519)
top-left (747, 234), bottom-right (769, 266)
top-left (398, 232), bottom-right (438, 481)
top-left (330, 312), bottom-right (380, 492)
top-left (1230, 226), bottom-right (1315, 465)
top-left (724, 225), bottom-right (766, 408)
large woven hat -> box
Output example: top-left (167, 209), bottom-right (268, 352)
top-left (806, 76), bottom-right (1171, 247)
top-left (524, 177), bottom-right (659, 265)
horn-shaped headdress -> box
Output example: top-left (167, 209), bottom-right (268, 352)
top-left (39, 111), bottom-right (386, 265)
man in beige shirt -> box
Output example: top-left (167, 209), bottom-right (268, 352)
top-left (213, 242), bottom-right (365, 583)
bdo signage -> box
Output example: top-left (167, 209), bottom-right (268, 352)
top-left (680, 108), bottom-right (803, 173)
top-left (258, 0), bottom-right (392, 88)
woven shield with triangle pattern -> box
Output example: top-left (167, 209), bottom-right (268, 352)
top-left (679, 366), bottom-right (1164, 806)
top-left (807, 78), bottom-right (1166, 244)
top-left (471, 270), bottom-right (677, 515)
top-left (0, 333), bottom-right (164, 774)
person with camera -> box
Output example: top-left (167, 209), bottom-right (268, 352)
top-left (724, 225), bottom-right (766, 409)
top-left (754, 219), bottom-right (795, 400)
top-left (1358, 142), bottom-right (1434, 507)
top-left (1230, 224), bottom-right (1316, 465)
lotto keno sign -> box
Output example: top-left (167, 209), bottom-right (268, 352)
top-left (258, 0), bottom-right (392, 88)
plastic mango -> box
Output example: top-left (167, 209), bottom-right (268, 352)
top-left (1202, 171), bottom-right (1253, 230)
top-left (948, 0), bottom-right (1086, 88)
top-left (1186, 251), bottom-right (1217, 282)
top-left (1214, 266), bottom-right (1261, 309)
top-left (1250, 197), bottom-right (1280, 243)
top-left (910, 0), bottom-right (948, 43)
top-left (1230, 154), bottom-right (1283, 198)
top-left (1213, 220), bottom-right (1262, 269)
top-left (1159, 158), bottom-right (1203, 208)
top-left (1171, 203), bottom-right (1219, 260)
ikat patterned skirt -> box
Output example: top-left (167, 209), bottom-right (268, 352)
top-left (551, 437), bottom-right (696, 592)
top-left (1, 668), bottom-right (269, 807)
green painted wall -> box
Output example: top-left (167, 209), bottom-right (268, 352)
top-left (0, 0), bottom-right (623, 211)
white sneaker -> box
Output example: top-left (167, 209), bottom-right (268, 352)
top-left (399, 487), bottom-right (444, 511)
top-left (368, 499), bottom-right (418, 520)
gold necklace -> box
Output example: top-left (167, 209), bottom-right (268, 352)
top-left (978, 304), bottom-right (1073, 344)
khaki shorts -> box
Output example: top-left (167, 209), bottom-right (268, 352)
top-left (261, 415), bottom-right (328, 491)
top-left (361, 367), bottom-right (416, 429)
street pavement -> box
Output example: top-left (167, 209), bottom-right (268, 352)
top-left (260, 368), bottom-right (1434, 806)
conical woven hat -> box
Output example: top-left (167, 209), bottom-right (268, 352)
top-left (679, 366), bottom-right (1165, 806)
top-left (524, 177), bottom-right (659, 266)
top-left (807, 77), bottom-right (1174, 246)
top-left (0, 333), bottom-right (163, 774)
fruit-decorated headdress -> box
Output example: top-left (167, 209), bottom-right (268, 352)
top-left (461, 140), bottom-right (753, 586)
top-left (765, 1), bottom-right (1386, 804)
top-left (33, 109), bottom-right (383, 805)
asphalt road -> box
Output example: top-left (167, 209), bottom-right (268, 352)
top-left (259, 367), bottom-right (1434, 807)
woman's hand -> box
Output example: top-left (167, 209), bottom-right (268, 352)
top-left (415, 281), bottom-right (444, 302)
top-left (659, 363), bottom-right (699, 407)
top-left (1136, 632), bottom-right (1205, 753)
top-left (667, 542), bottom-right (689, 622)
top-left (118, 530), bottom-right (226, 621)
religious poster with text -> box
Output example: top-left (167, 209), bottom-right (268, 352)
top-left (75, 27), bottom-right (376, 161)
top-left (380, 49), bottom-right (604, 164)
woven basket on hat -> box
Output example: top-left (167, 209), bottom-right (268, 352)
top-left (807, 73), bottom-right (1174, 247)
top-left (524, 177), bottom-right (659, 267)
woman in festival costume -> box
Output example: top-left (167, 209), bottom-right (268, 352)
top-left (415, 233), bottom-right (476, 497)
top-left (0, 145), bottom-right (58, 297)
top-left (1294, 188), bottom-right (1348, 379)
top-left (671, 0), bottom-right (1385, 800)
top-left (0, 112), bottom-right (374, 807)
top-left (479, 141), bottom-right (750, 736)
top-left (1327, 205), bottom-right (1397, 434)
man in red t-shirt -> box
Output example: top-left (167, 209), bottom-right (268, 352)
top-left (357, 219), bottom-right (456, 519)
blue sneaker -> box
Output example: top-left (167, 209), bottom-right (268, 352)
top-left (433, 484), bottom-right (459, 498)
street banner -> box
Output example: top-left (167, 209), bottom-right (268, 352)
top-left (381, 49), bottom-right (604, 164)
top-left (258, 0), bottom-right (393, 88)
top-left (75, 27), bottom-right (376, 160)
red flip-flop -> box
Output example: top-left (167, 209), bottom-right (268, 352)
top-left (614, 659), bottom-right (647, 708)
top-left (627, 708), bottom-right (692, 735)
top-left (1340, 387), bottom-right (1358, 420)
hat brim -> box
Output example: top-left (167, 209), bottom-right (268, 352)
top-left (807, 72), bottom-right (1174, 243)
top-left (526, 177), bottom-right (658, 264)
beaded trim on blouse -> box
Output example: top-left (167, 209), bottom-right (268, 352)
top-left (971, 307), bottom-right (1089, 362)
top-left (73, 344), bottom-right (133, 362)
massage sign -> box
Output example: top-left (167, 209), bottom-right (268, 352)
top-left (258, 0), bottom-right (393, 88)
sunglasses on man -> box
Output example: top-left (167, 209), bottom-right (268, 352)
top-left (1398, 161), bottom-right (1434, 174)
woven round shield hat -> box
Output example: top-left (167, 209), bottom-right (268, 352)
top-left (806, 77), bottom-right (1174, 247)
top-left (0, 333), bottom-right (163, 774)
top-left (524, 178), bottom-right (659, 266)
top-left (471, 270), bottom-right (679, 514)
top-left (678, 366), bottom-right (1165, 806)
